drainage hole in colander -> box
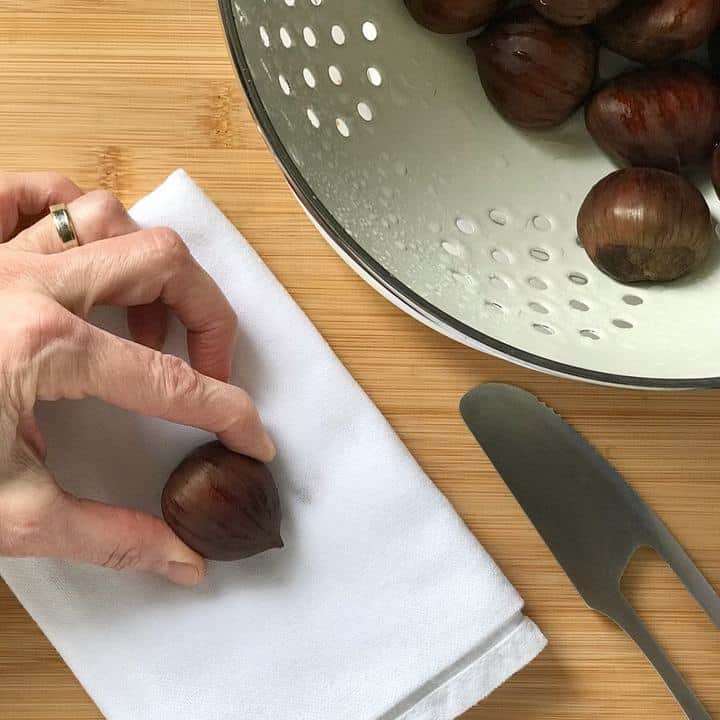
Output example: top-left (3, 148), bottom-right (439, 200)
top-left (306, 108), bottom-right (320, 128)
top-left (450, 270), bottom-right (475, 288)
top-left (303, 27), bottom-right (318, 47)
top-left (527, 276), bottom-right (548, 290)
top-left (455, 217), bottom-right (476, 235)
top-left (331, 25), bottom-right (346, 45)
top-left (488, 274), bottom-right (510, 290)
top-left (569, 299), bottom-right (589, 312)
top-left (303, 68), bottom-right (316, 88)
top-left (440, 239), bottom-right (463, 257)
top-left (533, 323), bottom-right (555, 336)
top-left (278, 75), bottom-right (291, 96)
top-left (568, 272), bottom-right (588, 285)
top-left (532, 215), bottom-right (552, 232)
top-left (528, 302), bottom-right (549, 314)
top-left (310, 0), bottom-right (322, 5)
top-left (485, 301), bottom-right (505, 315)
top-left (623, 294), bottom-right (643, 306)
top-left (357, 102), bottom-right (373, 122)
top-left (580, 329), bottom-right (600, 341)
top-left (612, 319), bottom-right (634, 329)
top-left (529, 247), bottom-right (550, 262)
top-left (280, 27), bottom-right (293, 48)
top-left (284, 0), bottom-right (295, 5)
top-left (328, 65), bottom-right (343, 85)
top-left (259, 26), bottom-right (270, 48)
top-left (335, 118), bottom-right (350, 137)
top-left (489, 209), bottom-right (508, 226)
top-left (362, 21), bottom-right (378, 42)
top-left (491, 248), bottom-right (512, 264)
top-left (367, 66), bottom-right (383, 86)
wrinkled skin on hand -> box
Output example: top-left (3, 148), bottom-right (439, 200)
top-left (0, 172), bottom-right (275, 586)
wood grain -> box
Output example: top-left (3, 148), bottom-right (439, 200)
top-left (0, 2), bottom-right (718, 718)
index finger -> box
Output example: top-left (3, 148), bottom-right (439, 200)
top-left (42, 227), bottom-right (237, 382)
top-left (0, 172), bottom-right (82, 242)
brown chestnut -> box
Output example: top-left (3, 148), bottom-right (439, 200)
top-left (586, 61), bottom-right (720, 172)
top-left (162, 442), bottom-right (283, 561)
top-left (404, 0), bottom-right (508, 33)
top-left (532, 0), bottom-right (624, 26)
top-left (468, 6), bottom-right (598, 129)
top-left (596, 0), bottom-right (720, 64)
top-left (578, 168), bottom-right (713, 283)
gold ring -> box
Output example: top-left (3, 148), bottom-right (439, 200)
top-left (49, 203), bottom-right (79, 250)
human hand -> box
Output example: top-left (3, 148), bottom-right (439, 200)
top-left (0, 172), bottom-right (275, 586)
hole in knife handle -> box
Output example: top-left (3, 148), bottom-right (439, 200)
top-left (620, 547), bottom-right (719, 715)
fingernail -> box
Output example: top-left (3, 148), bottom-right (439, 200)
top-left (262, 431), bottom-right (277, 462)
top-left (165, 561), bottom-right (202, 587)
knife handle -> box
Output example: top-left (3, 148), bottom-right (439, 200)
top-left (651, 528), bottom-right (720, 629)
top-left (610, 595), bottom-right (711, 720)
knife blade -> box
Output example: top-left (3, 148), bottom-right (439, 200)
top-left (460, 383), bottom-right (720, 720)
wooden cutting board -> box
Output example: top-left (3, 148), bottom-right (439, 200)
top-left (0, 2), bottom-right (717, 718)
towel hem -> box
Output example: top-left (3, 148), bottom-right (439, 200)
top-left (385, 614), bottom-right (546, 720)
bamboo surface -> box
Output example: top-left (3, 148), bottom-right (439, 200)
top-left (0, 2), bottom-right (718, 718)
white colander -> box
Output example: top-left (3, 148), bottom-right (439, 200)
top-left (220, 0), bottom-right (720, 388)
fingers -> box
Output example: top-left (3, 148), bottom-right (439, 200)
top-left (56, 494), bottom-right (205, 587)
top-left (9, 189), bottom-right (169, 349)
top-left (0, 172), bottom-right (82, 242)
top-left (43, 227), bottom-right (238, 382)
top-left (33, 315), bottom-right (275, 462)
top-left (0, 454), bottom-right (204, 587)
top-left (8, 188), bottom-right (137, 254)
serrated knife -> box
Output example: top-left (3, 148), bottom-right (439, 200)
top-left (460, 383), bottom-right (720, 720)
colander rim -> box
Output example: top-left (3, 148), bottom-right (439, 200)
top-left (218, 0), bottom-right (720, 390)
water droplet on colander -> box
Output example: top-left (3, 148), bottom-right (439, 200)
top-left (388, 213), bottom-right (399, 225)
top-left (394, 162), bottom-right (408, 177)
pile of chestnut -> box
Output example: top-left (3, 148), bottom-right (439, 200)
top-left (405, 0), bottom-right (720, 284)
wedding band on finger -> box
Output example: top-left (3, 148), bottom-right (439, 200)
top-left (49, 203), bottom-right (79, 250)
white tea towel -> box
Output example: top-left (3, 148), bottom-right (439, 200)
top-left (0, 170), bottom-right (545, 720)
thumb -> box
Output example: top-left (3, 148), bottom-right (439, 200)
top-left (54, 494), bottom-right (206, 587)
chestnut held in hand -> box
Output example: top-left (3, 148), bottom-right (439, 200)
top-left (532, 0), bottom-right (623, 27)
top-left (468, 6), bottom-right (597, 129)
top-left (596, 0), bottom-right (720, 64)
top-left (404, 0), bottom-right (508, 33)
top-left (578, 168), bottom-right (713, 284)
top-left (162, 442), bottom-right (283, 561)
top-left (586, 61), bottom-right (720, 173)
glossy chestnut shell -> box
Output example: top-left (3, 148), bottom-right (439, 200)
top-left (578, 168), bottom-right (713, 283)
top-left (532, 0), bottom-right (624, 26)
top-left (596, 0), bottom-right (720, 64)
top-left (404, 0), bottom-right (508, 33)
top-left (468, 6), bottom-right (598, 129)
top-left (162, 442), bottom-right (283, 561)
top-left (586, 61), bottom-right (720, 172)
